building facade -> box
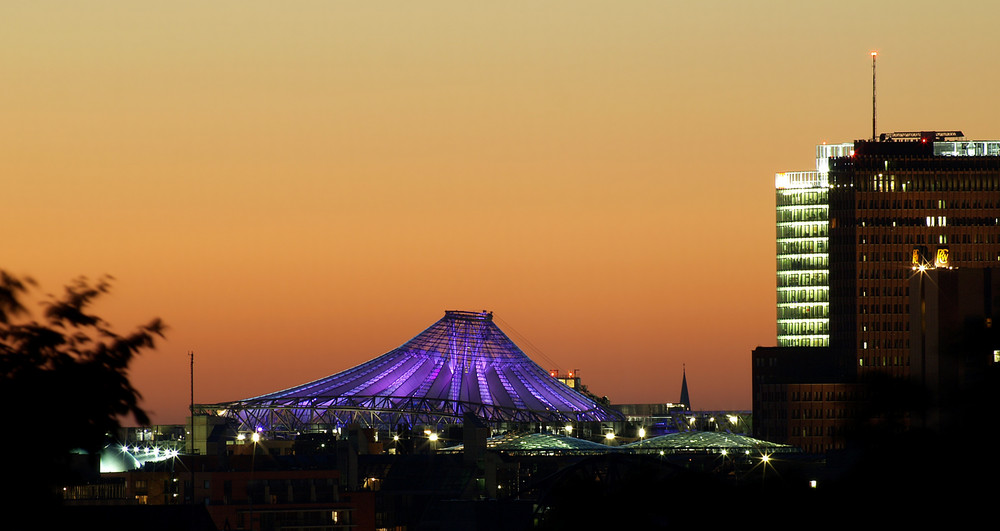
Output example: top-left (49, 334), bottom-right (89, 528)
top-left (909, 267), bottom-right (1000, 432)
top-left (828, 133), bottom-right (1000, 376)
top-left (751, 346), bottom-right (857, 451)
top-left (775, 143), bottom-right (853, 348)
top-left (757, 131), bottom-right (1000, 449)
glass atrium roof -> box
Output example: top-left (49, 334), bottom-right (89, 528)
top-left (441, 432), bottom-right (612, 455)
top-left (625, 431), bottom-right (796, 453)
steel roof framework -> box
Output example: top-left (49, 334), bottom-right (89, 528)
top-left (199, 311), bottom-right (623, 433)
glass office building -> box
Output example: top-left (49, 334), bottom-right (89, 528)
top-left (775, 133), bottom-right (1000, 371)
top-left (760, 132), bottom-right (1000, 449)
top-left (775, 143), bottom-right (853, 347)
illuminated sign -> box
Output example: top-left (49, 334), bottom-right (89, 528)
top-left (935, 247), bottom-right (950, 268)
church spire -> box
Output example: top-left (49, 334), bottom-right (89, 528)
top-left (679, 364), bottom-right (691, 411)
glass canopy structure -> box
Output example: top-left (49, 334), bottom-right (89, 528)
top-left (200, 311), bottom-right (623, 433)
top-left (625, 431), bottom-right (796, 455)
top-left (439, 432), bottom-right (613, 456)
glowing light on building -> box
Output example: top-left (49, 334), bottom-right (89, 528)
top-left (776, 165), bottom-right (832, 347)
top-left (202, 311), bottom-right (623, 432)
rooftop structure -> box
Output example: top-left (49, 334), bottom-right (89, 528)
top-left (624, 431), bottom-right (796, 455)
top-left (440, 432), bottom-right (612, 456)
top-left (438, 430), bottom-right (790, 457)
top-left (200, 311), bottom-right (623, 434)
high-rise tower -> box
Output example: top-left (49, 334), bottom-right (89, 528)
top-left (827, 132), bottom-right (1000, 376)
top-left (775, 143), bottom-right (853, 347)
top-left (777, 132), bottom-right (1000, 374)
top-left (757, 131), bottom-right (1000, 450)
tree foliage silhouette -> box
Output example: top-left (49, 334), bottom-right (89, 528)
top-left (0, 271), bottom-right (165, 504)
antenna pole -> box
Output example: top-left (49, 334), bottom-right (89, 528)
top-left (189, 351), bottom-right (194, 419)
top-left (189, 350), bottom-right (195, 506)
top-left (871, 50), bottom-right (878, 141)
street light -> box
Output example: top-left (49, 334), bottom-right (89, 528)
top-left (759, 453), bottom-right (774, 485)
top-left (249, 431), bottom-right (261, 531)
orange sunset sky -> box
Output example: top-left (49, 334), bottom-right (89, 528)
top-left (4, 2), bottom-right (999, 424)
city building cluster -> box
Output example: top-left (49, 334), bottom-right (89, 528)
top-left (24, 131), bottom-right (1000, 529)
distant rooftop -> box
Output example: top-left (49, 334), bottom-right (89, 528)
top-left (439, 430), bottom-right (794, 456)
top-left (879, 130), bottom-right (964, 142)
top-left (779, 130), bottom-right (1000, 187)
top-left (625, 431), bottom-right (797, 454)
top-left (440, 432), bottom-right (612, 455)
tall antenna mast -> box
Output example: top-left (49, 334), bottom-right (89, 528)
top-left (871, 50), bottom-right (878, 141)
top-left (189, 350), bottom-right (194, 419)
top-left (189, 350), bottom-right (195, 507)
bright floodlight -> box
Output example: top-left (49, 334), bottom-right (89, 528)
top-left (871, 51), bottom-right (877, 56)
top-left (605, 432), bottom-right (615, 440)
top-left (428, 433), bottom-right (438, 441)
top-left (638, 428), bottom-right (645, 438)
top-left (251, 432), bottom-right (260, 443)
top-left (761, 454), bottom-right (771, 463)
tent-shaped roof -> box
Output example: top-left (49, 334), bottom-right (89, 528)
top-left (440, 432), bottom-right (613, 455)
top-left (203, 311), bottom-right (623, 432)
top-left (624, 431), bottom-right (797, 454)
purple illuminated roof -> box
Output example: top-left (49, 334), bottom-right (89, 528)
top-left (203, 311), bottom-right (623, 431)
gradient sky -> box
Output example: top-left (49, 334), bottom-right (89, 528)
top-left (4, 2), bottom-right (999, 424)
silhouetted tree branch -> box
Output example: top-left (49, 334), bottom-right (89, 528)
top-left (0, 271), bottom-right (165, 505)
